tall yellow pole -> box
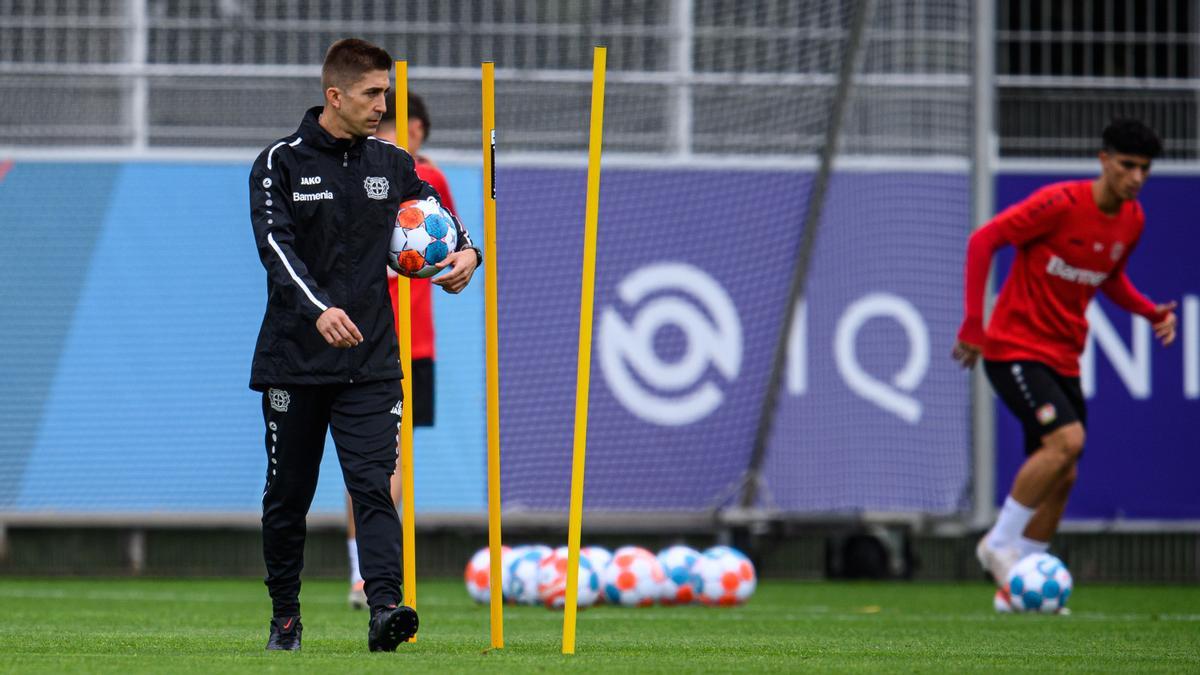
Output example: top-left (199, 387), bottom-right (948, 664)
top-left (481, 60), bottom-right (505, 650)
top-left (562, 45), bottom-right (606, 656)
top-left (394, 60), bottom-right (417, 639)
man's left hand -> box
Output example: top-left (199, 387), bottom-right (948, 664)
top-left (432, 249), bottom-right (478, 294)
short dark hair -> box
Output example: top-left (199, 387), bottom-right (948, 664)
top-left (380, 92), bottom-right (432, 139)
top-left (1102, 119), bottom-right (1163, 159)
top-left (321, 38), bottom-right (392, 91)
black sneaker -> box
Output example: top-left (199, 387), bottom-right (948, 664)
top-left (266, 615), bottom-right (302, 651)
top-left (368, 604), bottom-right (419, 652)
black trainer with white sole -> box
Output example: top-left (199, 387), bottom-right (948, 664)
top-left (368, 604), bottom-right (419, 652)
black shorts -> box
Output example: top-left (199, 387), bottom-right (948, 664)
top-left (410, 357), bottom-right (435, 427)
top-left (984, 359), bottom-right (1086, 456)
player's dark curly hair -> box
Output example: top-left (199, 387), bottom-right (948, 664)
top-left (1102, 118), bottom-right (1163, 159)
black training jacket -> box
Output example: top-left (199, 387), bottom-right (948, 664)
top-left (248, 106), bottom-right (477, 391)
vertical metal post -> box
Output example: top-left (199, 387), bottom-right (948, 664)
top-left (970, 0), bottom-right (998, 529)
top-left (127, 0), bottom-right (148, 152)
top-left (1192, 0), bottom-right (1200, 158)
top-left (670, 0), bottom-right (694, 159)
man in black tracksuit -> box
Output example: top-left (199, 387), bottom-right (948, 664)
top-left (248, 38), bottom-right (479, 652)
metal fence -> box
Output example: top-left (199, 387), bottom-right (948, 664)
top-left (996, 0), bottom-right (1200, 159)
top-left (1, 1), bottom-right (1195, 159)
top-left (0, 0), bottom-right (974, 160)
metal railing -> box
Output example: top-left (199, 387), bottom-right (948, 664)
top-left (996, 0), bottom-right (1200, 159)
top-left (0, 0), bottom-right (972, 160)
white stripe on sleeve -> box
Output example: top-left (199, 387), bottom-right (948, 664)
top-left (267, 232), bottom-right (328, 313)
top-left (266, 136), bottom-right (302, 170)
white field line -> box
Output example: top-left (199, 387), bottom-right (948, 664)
top-left (0, 587), bottom-right (1196, 622)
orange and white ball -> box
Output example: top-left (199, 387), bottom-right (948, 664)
top-left (464, 545), bottom-right (512, 604)
top-left (536, 546), bottom-right (601, 609)
top-left (694, 546), bottom-right (756, 606)
top-left (601, 546), bottom-right (665, 607)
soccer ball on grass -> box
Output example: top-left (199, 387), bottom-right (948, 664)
top-left (464, 545), bottom-right (512, 604)
top-left (1005, 553), bottom-right (1073, 613)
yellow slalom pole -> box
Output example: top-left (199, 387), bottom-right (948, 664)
top-left (481, 60), bottom-right (505, 650)
top-left (562, 45), bottom-right (606, 656)
top-left (394, 60), bottom-right (418, 639)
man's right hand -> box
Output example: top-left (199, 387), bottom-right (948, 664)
top-left (1153, 301), bottom-right (1178, 347)
top-left (316, 308), bottom-right (363, 349)
top-left (951, 340), bottom-right (982, 369)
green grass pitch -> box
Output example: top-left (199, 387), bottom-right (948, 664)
top-left (0, 578), bottom-right (1197, 673)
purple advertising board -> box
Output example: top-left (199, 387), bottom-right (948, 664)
top-left (995, 172), bottom-right (1200, 520)
top-left (496, 166), bottom-right (972, 513)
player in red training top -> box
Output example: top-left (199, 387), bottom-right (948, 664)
top-left (953, 119), bottom-right (1177, 611)
top-left (345, 92), bottom-right (461, 609)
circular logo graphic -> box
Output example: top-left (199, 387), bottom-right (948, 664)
top-left (364, 176), bottom-right (389, 200)
top-left (598, 262), bottom-right (742, 426)
top-left (268, 388), bottom-right (291, 413)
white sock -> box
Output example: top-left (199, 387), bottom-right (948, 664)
top-left (987, 496), bottom-right (1036, 549)
top-left (348, 538), bottom-right (363, 585)
top-left (1017, 536), bottom-right (1050, 559)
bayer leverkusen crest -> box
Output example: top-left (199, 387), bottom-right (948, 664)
top-left (364, 176), bottom-right (389, 200)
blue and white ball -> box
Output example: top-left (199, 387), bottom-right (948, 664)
top-left (1006, 553), bottom-right (1073, 613)
top-left (581, 545), bottom-right (613, 574)
top-left (504, 544), bottom-right (553, 605)
top-left (657, 545), bottom-right (702, 605)
top-left (580, 546), bottom-right (613, 603)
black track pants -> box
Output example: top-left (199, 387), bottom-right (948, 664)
top-left (259, 379), bottom-right (403, 616)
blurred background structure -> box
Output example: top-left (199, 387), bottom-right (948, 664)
top-left (0, 1), bottom-right (1196, 581)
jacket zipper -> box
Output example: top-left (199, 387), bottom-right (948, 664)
top-left (342, 148), bottom-right (356, 382)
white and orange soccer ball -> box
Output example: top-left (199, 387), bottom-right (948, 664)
top-left (388, 197), bottom-right (458, 278)
top-left (536, 546), bottom-right (601, 609)
top-left (694, 545), bottom-right (756, 606)
top-left (601, 546), bottom-right (665, 607)
top-left (464, 545), bottom-right (512, 604)
top-left (504, 544), bottom-right (553, 605)
top-left (657, 545), bottom-right (702, 605)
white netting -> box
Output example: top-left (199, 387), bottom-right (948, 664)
top-left (493, 0), bottom-right (975, 514)
top-left (754, 0), bottom-right (974, 514)
top-left (0, 0), bottom-right (976, 518)
top-left (2, 0), bottom-right (968, 157)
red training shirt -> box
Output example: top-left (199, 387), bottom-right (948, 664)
top-left (958, 179), bottom-right (1164, 376)
top-left (388, 157), bottom-right (457, 361)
